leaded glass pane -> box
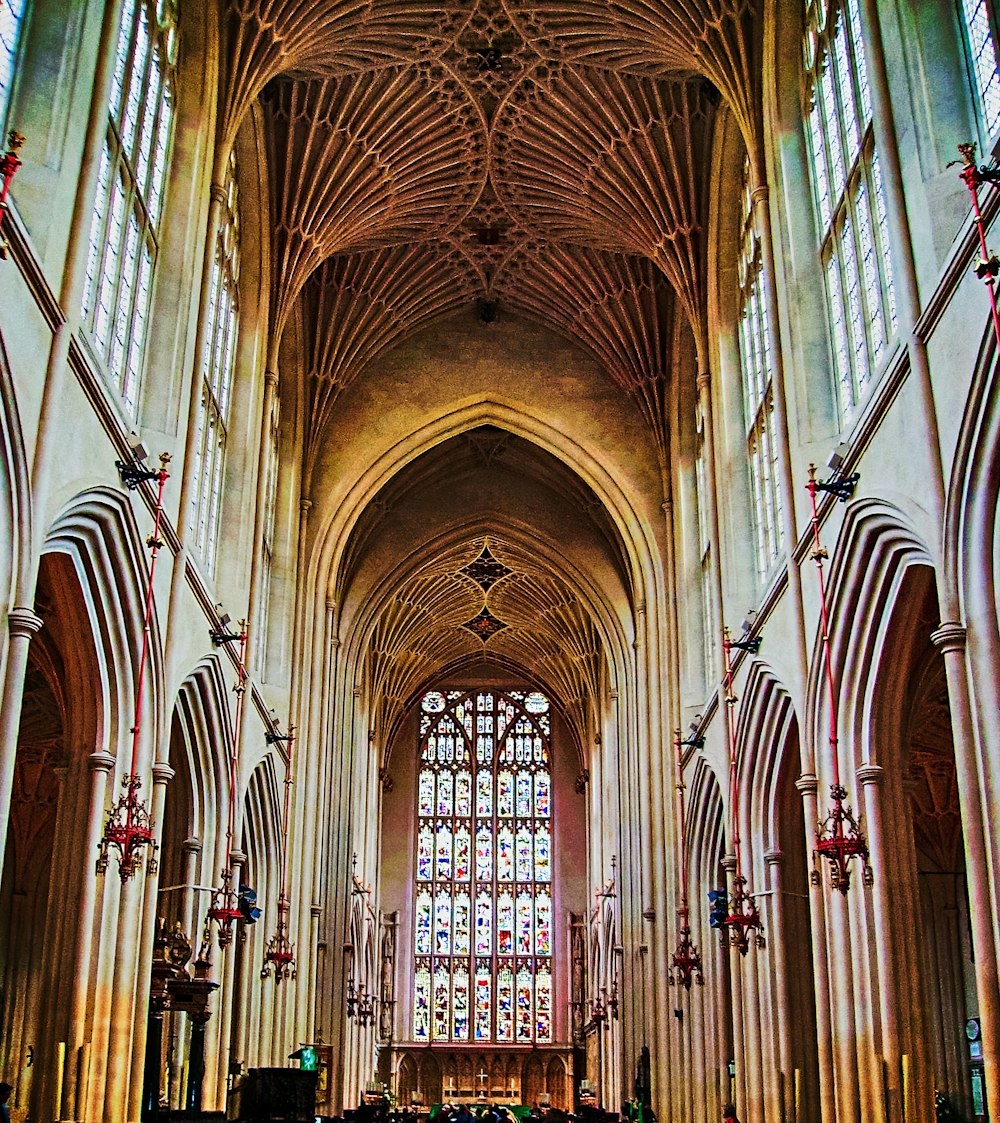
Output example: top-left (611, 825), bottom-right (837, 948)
top-left (964, 0), bottom-right (1000, 136)
top-left (804, 0), bottom-right (895, 418)
top-left (83, 0), bottom-right (177, 414)
top-left (413, 688), bottom-right (553, 1043)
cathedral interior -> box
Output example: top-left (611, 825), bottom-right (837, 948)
top-left (1, 0), bottom-right (1000, 1121)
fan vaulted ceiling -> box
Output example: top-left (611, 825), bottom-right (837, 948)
top-left (220, 0), bottom-right (762, 744)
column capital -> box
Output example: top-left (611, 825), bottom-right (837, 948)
top-left (696, 371), bottom-right (711, 393)
top-left (151, 762), bottom-right (175, 785)
top-left (931, 622), bottom-right (967, 654)
top-left (182, 837), bottom-right (203, 855)
top-left (300, 497), bottom-right (313, 513)
top-left (311, 903), bottom-right (323, 918)
top-left (795, 772), bottom-right (818, 796)
top-left (264, 367), bottom-right (279, 388)
top-left (209, 182), bottom-right (227, 206)
top-left (856, 763), bottom-right (884, 787)
top-left (8, 606), bottom-right (42, 637)
top-left (750, 185), bottom-right (770, 205)
top-left (229, 848), bottom-right (247, 868)
top-left (764, 849), bottom-right (783, 866)
top-left (89, 751), bottom-right (116, 774)
top-left (722, 854), bottom-right (737, 873)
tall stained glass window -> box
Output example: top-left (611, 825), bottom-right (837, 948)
top-left (695, 405), bottom-right (714, 685)
top-left (254, 396), bottom-right (280, 673)
top-left (803, 0), bottom-right (896, 419)
top-left (0, 0), bottom-right (28, 131)
top-left (413, 688), bottom-right (553, 1045)
top-left (737, 154), bottom-right (783, 580)
top-left (961, 0), bottom-right (1000, 138)
top-left (82, 0), bottom-right (177, 415)
top-left (189, 149), bottom-right (240, 572)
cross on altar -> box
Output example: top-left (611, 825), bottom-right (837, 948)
top-left (478, 1069), bottom-right (489, 1087)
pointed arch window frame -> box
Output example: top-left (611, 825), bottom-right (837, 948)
top-left (413, 688), bottom-right (554, 1046)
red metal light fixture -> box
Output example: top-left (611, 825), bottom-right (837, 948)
top-left (262, 725), bottom-right (297, 983)
top-left (669, 731), bottom-right (704, 988)
top-left (956, 143), bottom-right (1000, 353)
top-left (721, 629), bottom-right (765, 955)
top-left (0, 130), bottom-right (25, 260)
top-left (806, 465), bottom-right (873, 895)
top-left (208, 622), bottom-right (249, 946)
top-left (97, 453), bottom-right (171, 882)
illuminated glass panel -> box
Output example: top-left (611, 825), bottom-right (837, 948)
top-left (737, 155), bottom-right (783, 581)
top-left (803, 0), bottom-right (895, 419)
top-left (83, 0), bottom-right (177, 415)
top-left (962, 0), bottom-right (1000, 137)
top-left (414, 962), bottom-right (431, 1041)
top-left (0, 0), bottom-right (26, 131)
top-left (413, 688), bottom-right (553, 1043)
top-left (189, 148), bottom-right (241, 571)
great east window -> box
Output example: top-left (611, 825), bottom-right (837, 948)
top-left (412, 688), bottom-right (553, 1045)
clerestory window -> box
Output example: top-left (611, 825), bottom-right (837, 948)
top-left (737, 155), bottom-right (783, 580)
top-left (803, 0), bottom-right (896, 419)
top-left (189, 149), bottom-right (240, 572)
top-left (413, 688), bottom-right (553, 1045)
top-left (960, 0), bottom-right (1000, 139)
top-left (82, 0), bottom-right (177, 416)
top-left (0, 0), bottom-right (28, 131)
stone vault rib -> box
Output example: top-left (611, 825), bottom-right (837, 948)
top-left (492, 65), bottom-right (715, 362)
top-left (263, 64), bottom-right (488, 347)
top-left (299, 242), bottom-right (480, 485)
top-left (500, 0), bottom-right (758, 149)
top-left (494, 242), bottom-right (674, 464)
top-left (219, 0), bottom-right (476, 154)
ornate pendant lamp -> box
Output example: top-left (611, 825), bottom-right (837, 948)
top-left (262, 724), bottom-right (297, 983)
top-left (721, 629), bottom-right (765, 955)
top-left (207, 623), bottom-right (249, 946)
top-left (97, 453), bottom-right (172, 882)
top-left (956, 143), bottom-right (1000, 352)
top-left (669, 730), bottom-right (704, 988)
top-left (806, 465), bottom-right (872, 894)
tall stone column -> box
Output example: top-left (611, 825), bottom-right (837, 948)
top-left (0, 607), bottom-right (42, 875)
top-left (60, 750), bottom-right (115, 1121)
top-left (858, 764), bottom-right (899, 1123)
top-left (795, 774), bottom-right (836, 1123)
top-left (128, 762), bottom-right (175, 1120)
top-left (763, 851), bottom-right (791, 1123)
top-left (932, 623), bottom-right (1000, 1123)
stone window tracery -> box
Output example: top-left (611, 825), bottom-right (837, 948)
top-left (82, 0), bottom-right (177, 416)
top-left (737, 154), bottom-right (783, 580)
top-left (961, 0), bottom-right (1000, 138)
top-left (803, 0), bottom-right (896, 419)
top-left (254, 396), bottom-right (279, 673)
top-left (413, 688), bottom-right (553, 1045)
top-left (190, 149), bottom-right (240, 572)
top-left (0, 0), bottom-right (27, 130)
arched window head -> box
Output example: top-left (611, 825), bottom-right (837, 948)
top-left (803, 0), bottom-right (896, 419)
top-left (413, 688), bottom-right (553, 1045)
top-left (189, 149), bottom-right (241, 572)
top-left (960, 0), bottom-right (1000, 138)
top-left (0, 0), bottom-right (28, 131)
top-left (737, 154), bottom-right (783, 580)
top-left (82, 0), bottom-right (178, 416)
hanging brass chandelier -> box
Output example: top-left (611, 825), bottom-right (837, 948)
top-left (97, 453), bottom-right (172, 882)
top-left (262, 724), bottom-right (297, 983)
top-left (720, 628), bottom-right (765, 955)
top-left (207, 622), bottom-right (249, 946)
top-left (668, 730), bottom-right (704, 988)
top-left (805, 465), bottom-right (872, 894)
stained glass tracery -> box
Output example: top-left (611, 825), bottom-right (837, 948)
top-left (414, 688), bottom-right (553, 1044)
